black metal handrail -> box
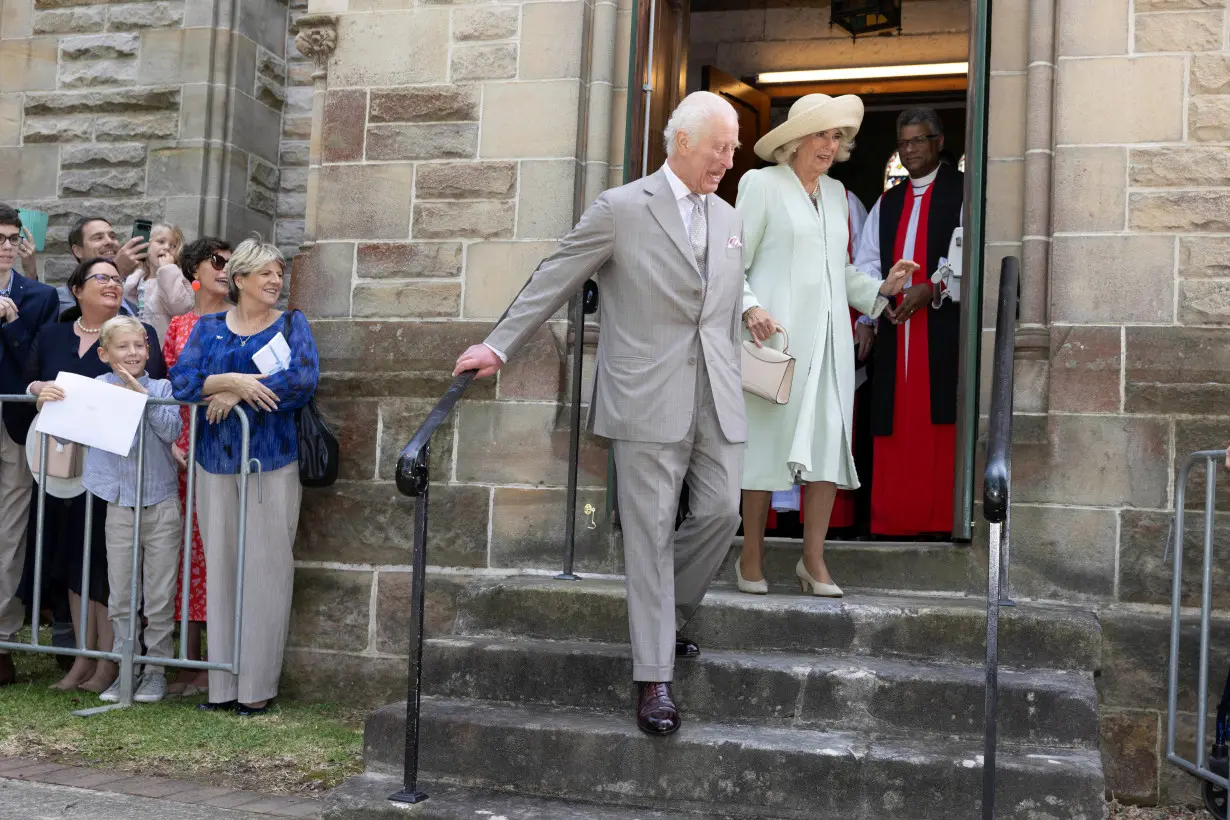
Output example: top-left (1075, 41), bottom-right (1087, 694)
top-left (388, 369), bottom-right (476, 805)
top-left (386, 275), bottom-right (598, 805)
top-left (981, 255), bottom-right (1019, 820)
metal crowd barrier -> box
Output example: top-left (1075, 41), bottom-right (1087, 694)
top-left (0, 394), bottom-right (257, 717)
top-left (1166, 449), bottom-right (1230, 811)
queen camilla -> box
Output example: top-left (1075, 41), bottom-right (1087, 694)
top-left (735, 94), bottom-right (917, 598)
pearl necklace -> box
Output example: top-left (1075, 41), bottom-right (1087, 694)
top-left (75, 318), bottom-right (100, 334)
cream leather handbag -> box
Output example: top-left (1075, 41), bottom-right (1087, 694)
top-left (741, 328), bottom-right (795, 405)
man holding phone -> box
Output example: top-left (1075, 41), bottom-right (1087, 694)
top-left (64, 217), bottom-right (145, 315)
top-left (0, 203), bottom-right (59, 686)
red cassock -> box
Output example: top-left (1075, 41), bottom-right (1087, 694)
top-left (870, 183), bottom-right (956, 536)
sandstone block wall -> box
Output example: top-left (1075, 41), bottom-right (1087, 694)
top-left (994, 0), bottom-right (1230, 805)
top-left (287, 0), bottom-right (625, 691)
top-left (0, 0), bottom-right (303, 282)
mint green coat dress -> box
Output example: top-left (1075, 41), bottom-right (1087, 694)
top-left (737, 164), bottom-right (888, 492)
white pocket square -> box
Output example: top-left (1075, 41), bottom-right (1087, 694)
top-left (727, 236), bottom-right (742, 249)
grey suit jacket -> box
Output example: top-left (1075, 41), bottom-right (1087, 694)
top-left (485, 169), bottom-right (748, 445)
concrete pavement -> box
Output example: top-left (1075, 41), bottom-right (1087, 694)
top-left (0, 777), bottom-right (321, 819)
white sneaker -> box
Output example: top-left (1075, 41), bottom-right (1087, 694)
top-left (134, 672), bottom-right (167, 703)
top-left (99, 678), bottom-right (122, 703)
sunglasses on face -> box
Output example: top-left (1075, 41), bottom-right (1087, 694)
top-left (85, 273), bottom-right (124, 286)
top-left (208, 254), bottom-right (229, 271)
top-left (0, 233), bottom-right (21, 247)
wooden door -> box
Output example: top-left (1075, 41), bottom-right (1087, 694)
top-left (702, 66), bottom-right (772, 206)
top-left (626, 0), bottom-right (689, 180)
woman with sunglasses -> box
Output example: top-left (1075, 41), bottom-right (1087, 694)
top-left (18, 258), bottom-right (166, 692)
top-left (160, 237), bottom-right (230, 696)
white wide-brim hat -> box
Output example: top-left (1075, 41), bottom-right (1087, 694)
top-left (753, 93), bottom-right (865, 162)
top-left (25, 420), bottom-right (85, 500)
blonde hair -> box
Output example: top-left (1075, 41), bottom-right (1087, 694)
top-left (99, 315), bottom-right (147, 350)
top-left (772, 131), bottom-right (856, 166)
top-left (225, 235), bottom-right (285, 304)
top-left (149, 222), bottom-right (186, 270)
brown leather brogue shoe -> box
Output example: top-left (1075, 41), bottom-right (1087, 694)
top-left (0, 653), bottom-right (15, 686)
top-left (636, 682), bottom-right (680, 736)
top-left (675, 635), bottom-right (699, 658)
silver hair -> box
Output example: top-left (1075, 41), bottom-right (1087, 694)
top-left (226, 235), bottom-right (285, 304)
top-left (896, 107), bottom-right (944, 138)
top-left (772, 131), bottom-right (856, 166)
top-left (663, 91), bottom-right (737, 157)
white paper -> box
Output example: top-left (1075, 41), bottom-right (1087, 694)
top-left (252, 331), bottom-right (292, 376)
top-left (35, 371), bottom-right (149, 457)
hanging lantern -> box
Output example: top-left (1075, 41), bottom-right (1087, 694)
top-left (830, 0), bottom-right (903, 39)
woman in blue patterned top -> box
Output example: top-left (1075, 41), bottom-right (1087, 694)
top-left (170, 237), bottom-right (319, 718)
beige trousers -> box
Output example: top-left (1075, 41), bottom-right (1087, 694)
top-left (611, 366), bottom-right (744, 682)
top-left (105, 498), bottom-right (183, 673)
top-left (196, 463), bottom-right (301, 704)
top-left (0, 427), bottom-right (32, 643)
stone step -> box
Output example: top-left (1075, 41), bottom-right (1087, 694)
top-left (722, 538), bottom-right (976, 595)
top-left (420, 636), bottom-right (1098, 747)
top-left (363, 698), bottom-right (1106, 820)
top-left (452, 576), bottom-right (1101, 671)
top-left (326, 773), bottom-right (747, 819)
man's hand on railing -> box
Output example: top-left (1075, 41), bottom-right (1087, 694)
top-left (1224, 443), bottom-right (1230, 470)
top-left (454, 344), bottom-right (503, 378)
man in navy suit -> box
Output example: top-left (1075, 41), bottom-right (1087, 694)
top-left (0, 203), bottom-right (59, 686)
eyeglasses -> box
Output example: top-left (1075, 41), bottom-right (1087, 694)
top-left (85, 273), bottom-right (124, 286)
top-left (897, 135), bottom-right (940, 151)
top-left (208, 253), bottom-right (229, 271)
top-left (0, 233), bottom-right (21, 247)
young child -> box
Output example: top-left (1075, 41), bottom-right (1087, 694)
top-left (40, 316), bottom-right (184, 703)
top-left (122, 222), bottom-right (193, 342)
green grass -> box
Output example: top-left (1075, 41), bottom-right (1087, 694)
top-left (0, 629), bottom-right (364, 796)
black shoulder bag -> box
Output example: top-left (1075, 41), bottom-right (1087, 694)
top-left (283, 310), bottom-right (338, 487)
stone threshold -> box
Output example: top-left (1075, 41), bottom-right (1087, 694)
top-left (0, 757), bottom-right (321, 818)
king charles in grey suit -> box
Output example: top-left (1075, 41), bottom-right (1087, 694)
top-left (454, 92), bottom-right (746, 736)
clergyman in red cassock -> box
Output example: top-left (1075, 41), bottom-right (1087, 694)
top-left (852, 108), bottom-right (964, 538)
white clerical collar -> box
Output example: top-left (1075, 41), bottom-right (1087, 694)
top-left (909, 166), bottom-right (940, 189)
top-left (662, 162), bottom-right (705, 204)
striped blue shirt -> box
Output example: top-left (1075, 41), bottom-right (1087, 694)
top-left (81, 374), bottom-right (182, 507)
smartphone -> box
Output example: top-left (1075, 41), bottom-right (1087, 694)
top-left (17, 208), bottom-right (48, 252)
top-left (131, 219), bottom-right (153, 245)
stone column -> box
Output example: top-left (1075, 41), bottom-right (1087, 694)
top-left (1014, 0), bottom-right (1058, 410)
top-left (291, 12), bottom-right (337, 251)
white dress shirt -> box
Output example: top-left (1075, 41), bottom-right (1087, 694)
top-left (485, 163), bottom-right (704, 364)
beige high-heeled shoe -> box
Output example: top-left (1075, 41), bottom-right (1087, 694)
top-left (796, 558), bottom-right (843, 598)
top-left (735, 559), bottom-right (769, 595)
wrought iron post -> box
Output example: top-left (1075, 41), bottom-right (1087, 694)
top-left (390, 442), bottom-right (432, 804)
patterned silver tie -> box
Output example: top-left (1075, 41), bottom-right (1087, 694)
top-left (687, 193), bottom-right (708, 279)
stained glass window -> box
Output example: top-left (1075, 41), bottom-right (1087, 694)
top-left (883, 152), bottom-right (908, 191)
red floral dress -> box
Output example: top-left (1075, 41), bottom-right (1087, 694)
top-left (164, 313), bottom-right (207, 622)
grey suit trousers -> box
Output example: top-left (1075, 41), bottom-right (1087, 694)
top-left (613, 363), bottom-right (743, 682)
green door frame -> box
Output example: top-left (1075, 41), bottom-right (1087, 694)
top-left (953, 0), bottom-right (993, 541)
